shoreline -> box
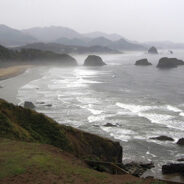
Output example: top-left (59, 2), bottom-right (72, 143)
top-left (0, 65), bottom-right (32, 81)
top-left (0, 65), bottom-right (47, 104)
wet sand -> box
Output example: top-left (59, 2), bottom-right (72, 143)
top-left (0, 65), bottom-right (32, 80)
top-left (0, 66), bottom-right (47, 104)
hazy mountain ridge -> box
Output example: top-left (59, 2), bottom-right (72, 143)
top-left (0, 25), bottom-right (144, 51)
top-left (23, 26), bottom-right (145, 50)
top-left (16, 42), bottom-right (121, 54)
top-left (23, 26), bottom-right (83, 42)
top-left (55, 36), bottom-right (145, 51)
top-left (0, 24), bottom-right (37, 47)
top-left (83, 31), bottom-right (123, 41)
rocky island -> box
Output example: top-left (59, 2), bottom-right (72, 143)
top-left (157, 57), bottom-right (184, 68)
top-left (148, 46), bottom-right (158, 54)
top-left (177, 138), bottom-right (184, 145)
top-left (84, 55), bottom-right (106, 66)
top-left (135, 58), bottom-right (152, 66)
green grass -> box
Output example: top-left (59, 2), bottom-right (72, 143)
top-left (0, 138), bottom-right (109, 184)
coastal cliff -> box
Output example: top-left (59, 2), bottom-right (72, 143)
top-left (0, 99), bottom-right (122, 163)
top-left (0, 99), bottom-right (179, 184)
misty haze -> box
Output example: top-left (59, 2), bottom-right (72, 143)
top-left (0, 1), bottom-right (184, 184)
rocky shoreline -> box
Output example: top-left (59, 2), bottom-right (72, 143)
top-left (16, 99), bottom-right (184, 181)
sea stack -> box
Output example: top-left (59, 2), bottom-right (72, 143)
top-left (148, 46), bottom-right (158, 54)
top-left (24, 101), bottom-right (35, 109)
top-left (84, 55), bottom-right (106, 66)
top-left (157, 57), bottom-right (184, 68)
top-left (177, 138), bottom-right (184, 146)
top-left (162, 163), bottom-right (184, 175)
top-left (135, 58), bottom-right (152, 66)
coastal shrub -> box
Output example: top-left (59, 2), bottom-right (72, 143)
top-left (0, 99), bottom-right (122, 162)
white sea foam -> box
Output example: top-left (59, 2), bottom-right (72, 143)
top-left (116, 102), bottom-right (184, 114)
top-left (101, 127), bottom-right (135, 142)
top-left (116, 102), bottom-right (157, 113)
top-left (146, 151), bottom-right (157, 158)
top-left (88, 115), bottom-right (106, 122)
top-left (140, 113), bottom-right (173, 124)
top-left (166, 105), bottom-right (182, 113)
top-left (166, 119), bottom-right (184, 130)
top-left (87, 108), bottom-right (103, 115)
top-left (115, 102), bottom-right (184, 129)
top-left (179, 112), bottom-right (184, 116)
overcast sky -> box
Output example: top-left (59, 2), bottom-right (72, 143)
top-left (0, 0), bottom-right (184, 42)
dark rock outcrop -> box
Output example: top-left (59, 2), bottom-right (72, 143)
top-left (177, 138), bottom-right (184, 146)
top-left (162, 163), bottom-right (184, 175)
top-left (36, 102), bottom-right (45, 105)
top-left (150, 136), bottom-right (174, 141)
top-left (157, 57), bottom-right (184, 68)
top-left (24, 101), bottom-right (35, 109)
top-left (85, 160), bottom-right (154, 176)
top-left (104, 123), bottom-right (118, 127)
top-left (85, 160), bottom-right (128, 175)
top-left (135, 59), bottom-right (152, 66)
top-left (177, 158), bottom-right (184, 162)
top-left (84, 55), bottom-right (106, 66)
top-left (45, 104), bottom-right (52, 107)
top-left (119, 162), bottom-right (154, 177)
top-left (148, 47), bottom-right (158, 54)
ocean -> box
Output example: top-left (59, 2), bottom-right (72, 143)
top-left (17, 50), bottom-right (184, 181)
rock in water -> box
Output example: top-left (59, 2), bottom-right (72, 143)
top-left (157, 57), bottom-right (184, 68)
top-left (162, 163), bottom-right (184, 175)
top-left (177, 158), bottom-right (184, 162)
top-left (24, 101), bottom-right (35, 109)
top-left (104, 123), bottom-right (117, 127)
top-left (150, 135), bottom-right (174, 141)
top-left (135, 59), bottom-right (152, 66)
top-left (84, 55), bottom-right (106, 66)
top-left (177, 138), bottom-right (184, 146)
top-left (148, 46), bottom-right (158, 54)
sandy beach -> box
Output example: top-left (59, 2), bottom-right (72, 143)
top-left (0, 65), bottom-right (32, 81)
top-left (0, 65), bottom-right (48, 104)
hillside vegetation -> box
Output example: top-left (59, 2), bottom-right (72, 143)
top-left (0, 45), bottom-right (77, 66)
top-left (0, 99), bottom-right (122, 162)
